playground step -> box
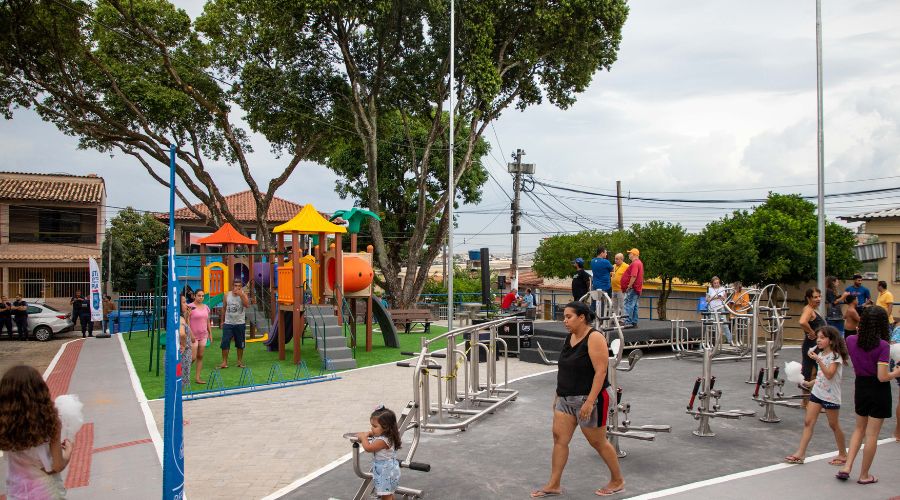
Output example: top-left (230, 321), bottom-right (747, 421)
top-left (327, 357), bottom-right (357, 370)
top-left (318, 334), bottom-right (348, 349)
top-left (322, 324), bottom-right (343, 336)
top-left (318, 345), bottom-right (355, 361)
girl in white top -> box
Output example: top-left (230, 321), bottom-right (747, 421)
top-left (785, 325), bottom-right (849, 465)
top-left (706, 276), bottom-right (732, 343)
top-left (356, 406), bottom-right (401, 499)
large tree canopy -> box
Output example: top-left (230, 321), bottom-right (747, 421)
top-left (682, 193), bottom-right (860, 285)
top-left (198, 0), bottom-right (629, 305)
top-left (102, 207), bottom-right (168, 291)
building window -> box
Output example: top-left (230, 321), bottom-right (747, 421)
top-left (8, 206), bottom-right (97, 244)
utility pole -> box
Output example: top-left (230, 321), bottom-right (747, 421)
top-left (616, 180), bottom-right (624, 230)
top-left (508, 149), bottom-right (535, 292)
top-left (815, 0), bottom-right (826, 315)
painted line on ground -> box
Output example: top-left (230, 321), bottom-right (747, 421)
top-left (63, 423), bottom-right (94, 489)
top-left (118, 333), bottom-right (163, 465)
top-left (628, 437), bottom-right (897, 499)
top-left (92, 437), bottom-right (154, 454)
top-left (262, 367), bottom-right (559, 499)
top-left (43, 338), bottom-right (85, 380)
top-left (46, 340), bottom-right (85, 399)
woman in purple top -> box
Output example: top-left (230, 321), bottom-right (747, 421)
top-left (837, 307), bottom-right (900, 484)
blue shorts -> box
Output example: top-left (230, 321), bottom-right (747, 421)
top-left (809, 393), bottom-right (840, 410)
top-left (221, 323), bottom-right (246, 349)
top-left (372, 459), bottom-right (400, 495)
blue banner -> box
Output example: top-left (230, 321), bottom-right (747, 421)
top-left (162, 144), bottom-right (185, 499)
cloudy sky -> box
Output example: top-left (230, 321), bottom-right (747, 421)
top-left (3, 0), bottom-right (898, 257)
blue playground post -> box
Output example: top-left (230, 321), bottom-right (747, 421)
top-left (162, 144), bottom-right (185, 499)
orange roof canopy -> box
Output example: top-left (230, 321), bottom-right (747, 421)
top-left (197, 222), bottom-right (258, 246)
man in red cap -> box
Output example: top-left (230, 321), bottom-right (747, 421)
top-left (620, 248), bottom-right (643, 327)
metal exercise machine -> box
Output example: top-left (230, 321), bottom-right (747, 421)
top-left (343, 402), bottom-right (431, 499)
top-left (743, 284), bottom-right (789, 383)
top-left (603, 301), bottom-right (671, 457)
top-left (685, 346), bottom-right (756, 436)
top-left (671, 286), bottom-right (756, 360)
top-left (750, 302), bottom-right (805, 422)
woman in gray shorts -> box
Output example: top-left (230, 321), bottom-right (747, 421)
top-left (531, 301), bottom-right (625, 498)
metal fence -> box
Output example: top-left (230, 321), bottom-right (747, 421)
top-left (6, 268), bottom-right (90, 299)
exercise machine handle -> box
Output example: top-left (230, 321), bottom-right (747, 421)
top-left (687, 377), bottom-right (701, 410)
top-left (401, 351), bottom-right (447, 358)
top-left (405, 462), bottom-right (431, 472)
top-left (753, 368), bottom-right (765, 398)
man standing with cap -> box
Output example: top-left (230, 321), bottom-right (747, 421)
top-left (845, 274), bottom-right (871, 314)
top-left (220, 279), bottom-right (250, 369)
top-left (620, 248), bottom-right (644, 328)
top-left (571, 257), bottom-right (590, 302)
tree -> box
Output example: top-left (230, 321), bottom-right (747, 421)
top-left (532, 230), bottom-right (632, 279)
top-left (200, 0), bottom-right (629, 306)
top-left (682, 193), bottom-right (860, 285)
top-left (2, 0), bottom-right (335, 248)
top-left (630, 221), bottom-right (687, 320)
top-left (102, 207), bottom-right (168, 291)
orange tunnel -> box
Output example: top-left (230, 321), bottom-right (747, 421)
top-left (327, 255), bottom-right (374, 293)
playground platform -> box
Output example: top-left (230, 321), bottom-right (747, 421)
top-left (286, 348), bottom-right (900, 499)
top-left (0, 336), bottom-right (162, 500)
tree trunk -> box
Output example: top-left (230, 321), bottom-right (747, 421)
top-left (657, 275), bottom-right (672, 320)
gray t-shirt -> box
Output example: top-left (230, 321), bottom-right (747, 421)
top-left (224, 292), bottom-right (246, 325)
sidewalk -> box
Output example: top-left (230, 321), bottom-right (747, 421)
top-left (147, 352), bottom-right (556, 499)
top-left (0, 336), bottom-right (162, 500)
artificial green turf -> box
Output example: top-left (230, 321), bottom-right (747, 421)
top-left (121, 324), bottom-right (449, 400)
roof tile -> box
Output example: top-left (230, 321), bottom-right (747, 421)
top-left (161, 190), bottom-right (307, 224)
top-left (0, 173), bottom-right (105, 204)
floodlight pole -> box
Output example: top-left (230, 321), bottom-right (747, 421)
top-left (447, 0), bottom-right (455, 330)
top-left (816, 0), bottom-right (826, 314)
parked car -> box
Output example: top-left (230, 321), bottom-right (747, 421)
top-left (27, 303), bottom-right (74, 341)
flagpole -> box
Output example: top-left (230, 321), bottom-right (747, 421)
top-left (447, 0), bottom-right (455, 330)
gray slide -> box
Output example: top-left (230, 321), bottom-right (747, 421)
top-left (370, 299), bottom-right (400, 348)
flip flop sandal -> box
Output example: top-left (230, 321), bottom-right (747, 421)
top-left (531, 488), bottom-right (565, 497)
top-left (596, 486), bottom-right (625, 496)
top-left (828, 458), bottom-right (847, 466)
top-left (857, 476), bottom-right (878, 485)
top-left (834, 471), bottom-right (850, 481)
top-left (784, 455), bottom-right (804, 464)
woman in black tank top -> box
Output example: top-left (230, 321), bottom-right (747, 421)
top-left (799, 288), bottom-right (826, 397)
top-left (532, 302), bottom-right (625, 498)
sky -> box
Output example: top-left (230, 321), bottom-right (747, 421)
top-left (3, 0), bottom-right (899, 258)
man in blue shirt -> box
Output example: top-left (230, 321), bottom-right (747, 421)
top-left (590, 247), bottom-right (613, 295)
top-left (845, 274), bottom-right (872, 314)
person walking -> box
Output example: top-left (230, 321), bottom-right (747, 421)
top-left (12, 294), bottom-right (28, 340)
top-left (620, 249), bottom-right (643, 328)
top-left (836, 307), bottom-right (900, 484)
top-left (219, 280), bottom-right (249, 369)
top-left (189, 290), bottom-right (212, 385)
top-left (611, 253), bottom-right (628, 319)
top-left (531, 301), bottom-right (625, 497)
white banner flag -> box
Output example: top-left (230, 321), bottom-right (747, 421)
top-left (89, 258), bottom-right (103, 322)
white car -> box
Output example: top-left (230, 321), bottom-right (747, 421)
top-left (26, 303), bottom-right (74, 341)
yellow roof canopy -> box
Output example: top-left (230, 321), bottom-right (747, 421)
top-left (273, 204), bottom-right (347, 234)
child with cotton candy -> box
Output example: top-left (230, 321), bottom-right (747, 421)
top-left (0, 365), bottom-right (84, 499)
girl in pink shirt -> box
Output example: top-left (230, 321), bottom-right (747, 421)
top-left (189, 290), bottom-right (213, 385)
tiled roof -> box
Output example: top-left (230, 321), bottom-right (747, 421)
top-left (0, 243), bottom-right (100, 262)
top-left (840, 207), bottom-right (900, 222)
top-left (159, 190), bottom-right (307, 224)
top-left (0, 172), bottom-right (105, 204)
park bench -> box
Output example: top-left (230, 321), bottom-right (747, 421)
top-left (388, 308), bottom-right (434, 334)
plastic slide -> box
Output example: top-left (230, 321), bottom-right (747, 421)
top-left (204, 293), bottom-right (224, 308)
top-left (370, 299), bottom-right (400, 348)
top-left (264, 308), bottom-right (293, 351)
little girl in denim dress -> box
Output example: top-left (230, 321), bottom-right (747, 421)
top-left (356, 406), bottom-right (401, 499)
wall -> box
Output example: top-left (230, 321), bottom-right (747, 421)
top-left (864, 218), bottom-right (900, 284)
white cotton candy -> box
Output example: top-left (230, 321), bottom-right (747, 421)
top-left (891, 343), bottom-right (900, 363)
top-left (54, 394), bottom-right (84, 442)
top-left (784, 361), bottom-right (804, 384)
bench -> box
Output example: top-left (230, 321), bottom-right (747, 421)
top-left (388, 309), bottom-right (434, 334)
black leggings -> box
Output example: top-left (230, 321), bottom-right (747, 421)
top-left (0, 317), bottom-right (12, 336)
top-left (15, 317), bottom-right (27, 338)
top-left (79, 313), bottom-right (93, 336)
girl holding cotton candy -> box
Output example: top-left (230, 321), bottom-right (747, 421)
top-left (0, 365), bottom-right (84, 499)
top-left (784, 326), bottom-right (849, 465)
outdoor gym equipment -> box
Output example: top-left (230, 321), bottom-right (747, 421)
top-left (671, 286), bottom-right (754, 360)
top-left (685, 347), bottom-right (755, 436)
top-left (397, 316), bottom-right (519, 432)
top-left (744, 284), bottom-right (789, 383)
top-left (751, 336), bottom-right (807, 422)
top-left (601, 291), bottom-right (671, 457)
top-left (343, 402), bottom-right (431, 499)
